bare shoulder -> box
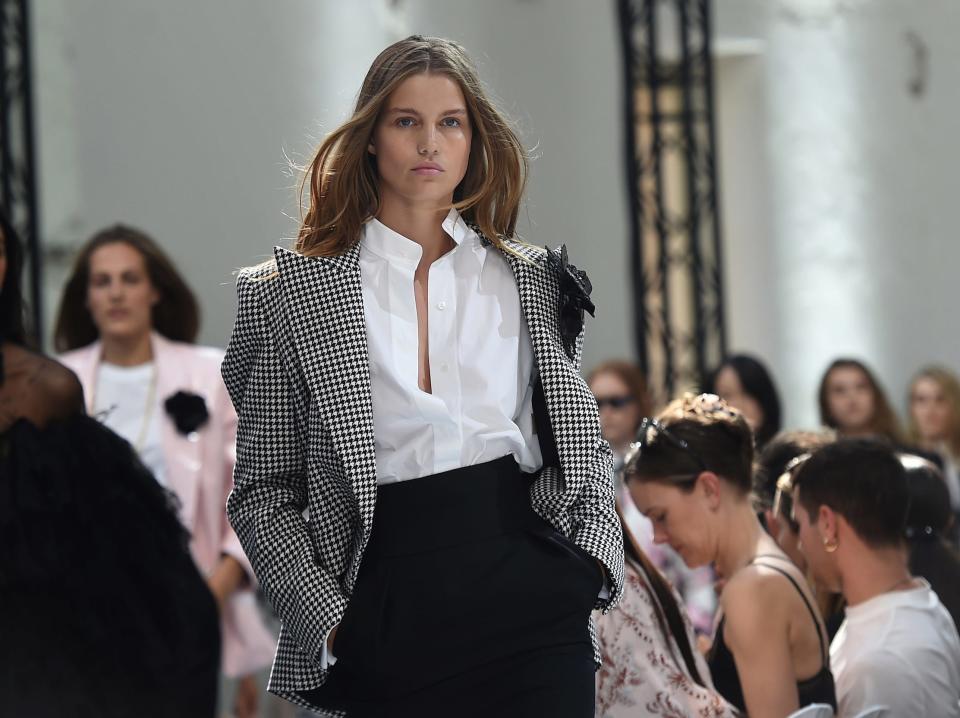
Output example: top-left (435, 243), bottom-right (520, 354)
top-left (721, 565), bottom-right (793, 626)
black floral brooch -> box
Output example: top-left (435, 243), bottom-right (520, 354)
top-left (164, 391), bottom-right (210, 436)
top-left (545, 245), bottom-right (595, 360)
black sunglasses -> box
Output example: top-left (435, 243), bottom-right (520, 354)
top-left (630, 417), bottom-right (708, 472)
top-left (595, 395), bottom-right (635, 410)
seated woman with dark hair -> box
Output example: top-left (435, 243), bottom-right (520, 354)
top-left (625, 393), bottom-right (836, 718)
top-left (707, 353), bottom-right (782, 450)
top-left (900, 453), bottom-right (960, 630)
top-left (0, 209), bottom-right (220, 718)
top-left (755, 430), bottom-right (846, 639)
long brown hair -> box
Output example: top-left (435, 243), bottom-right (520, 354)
top-left (54, 225), bottom-right (199, 352)
top-left (296, 35), bottom-right (528, 257)
top-left (818, 358), bottom-right (903, 442)
top-left (908, 366), bottom-right (960, 458)
top-left (617, 504), bottom-right (705, 686)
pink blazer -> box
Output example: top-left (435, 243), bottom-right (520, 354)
top-left (61, 332), bottom-right (275, 677)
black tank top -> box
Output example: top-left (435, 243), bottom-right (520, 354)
top-left (707, 555), bottom-right (838, 712)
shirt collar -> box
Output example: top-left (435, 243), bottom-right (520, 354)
top-left (362, 208), bottom-right (475, 267)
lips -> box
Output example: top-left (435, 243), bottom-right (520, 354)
top-left (412, 162), bottom-right (443, 175)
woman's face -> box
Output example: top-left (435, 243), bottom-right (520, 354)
top-left (910, 376), bottom-right (953, 443)
top-left (714, 365), bottom-right (764, 433)
top-left (825, 366), bottom-right (875, 434)
top-left (628, 477), bottom-right (716, 568)
top-left (370, 72), bottom-right (472, 210)
top-left (590, 371), bottom-right (641, 451)
top-left (86, 242), bottom-right (159, 343)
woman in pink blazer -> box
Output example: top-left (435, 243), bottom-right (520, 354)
top-left (55, 224), bottom-right (274, 717)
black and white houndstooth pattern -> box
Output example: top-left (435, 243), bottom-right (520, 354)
top-left (223, 238), bottom-right (625, 713)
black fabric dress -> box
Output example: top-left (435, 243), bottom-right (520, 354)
top-left (0, 414), bottom-right (221, 718)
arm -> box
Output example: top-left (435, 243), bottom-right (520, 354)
top-left (722, 576), bottom-right (799, 718)
top-left (216, 382), bottom-right (257, 592)
top-left (222, 268), bottom-right (347, 664)
top-left (561, 286), bottom-right (625, 610)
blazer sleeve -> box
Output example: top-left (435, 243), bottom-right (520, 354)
top-left (551, 249), bottom-right (625, 611)
top-left (217, 386), bottom-right (257, 589)
top-left (222, 267), bottom-right (347, 664)
top-left (569, 387), bottom-right (624, 611)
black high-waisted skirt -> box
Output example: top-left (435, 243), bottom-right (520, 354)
top-left (306, 455), bottom-right (601, 718)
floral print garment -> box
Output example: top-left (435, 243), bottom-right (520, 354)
top-left (595, 562), bottom-right (740, 718)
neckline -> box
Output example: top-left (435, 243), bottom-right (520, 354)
top-left (362, 208), bottom-right (474, 266)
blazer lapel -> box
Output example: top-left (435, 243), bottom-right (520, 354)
top-left (273, 246), bottom-right (378, 534)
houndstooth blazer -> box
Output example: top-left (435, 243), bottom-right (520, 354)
top-left (222, 235), bottom-right (625, 710)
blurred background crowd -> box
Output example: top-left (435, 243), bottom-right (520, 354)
top-left (2, 1), bottom-right (959, 716)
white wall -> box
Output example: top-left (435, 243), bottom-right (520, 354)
top-left (34, 0), bottom-right (396, 348)
top-left (32, 0), bottom-right (960, 430)
top-left (715, 0), bottom-right (960, 428)
top-left (34, 0), bottom-right (633, 371)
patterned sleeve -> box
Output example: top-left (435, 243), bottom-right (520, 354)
top-left (222, 267), bottom-right (347, 664)
top-left (552, 247), bottom-right (625, 611)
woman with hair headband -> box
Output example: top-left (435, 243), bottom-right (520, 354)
top-left (223, 35), bottom-right (623, 717)
top-left (626, 393), bottom-right (836, 718)
top-left (55, 224), bottom-right (274, 717)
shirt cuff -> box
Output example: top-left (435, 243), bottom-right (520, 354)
top-left (598, 575), bottom-right (610, 600)
top-left (318, 624), bottom-right (338, 669)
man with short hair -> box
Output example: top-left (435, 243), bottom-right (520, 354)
top-left (792, 439), bottom-right (960, 717)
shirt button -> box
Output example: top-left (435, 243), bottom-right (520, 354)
top-left (436, 301), bottom-right (447, 310)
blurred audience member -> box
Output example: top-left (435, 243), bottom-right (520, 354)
top-left (587, 359), bottom-right (651, 472)
top-left (588, 361), bottom-right (716, 635)
top-left (908, 366), bottom-right (960, 539)
top-left (54, 224), bottom-right (273, 716)
top-left (594, 505), bottom-right (736, 718)
top-left (793, 439), bottom-right (960, 717)
top-left (818, 358), bottom-right (903, 443)
top-left (626, 393), bottom-right (836, 717)
top-left (707, 353), bottom-right (782, 449)
top-left (0, 208), bottom-right (220, 718)
top-left (900, 454), bottom-right (960, 630)
top-left (755, 430), bottom-right (846, 638)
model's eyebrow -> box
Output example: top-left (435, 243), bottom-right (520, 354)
top-left (385, 107), bottom-right (467, 117)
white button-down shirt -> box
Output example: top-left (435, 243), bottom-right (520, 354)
top-left (320, 210), bottom-right (606, 668)
top-left (358, 208), bottom-right (543, 484)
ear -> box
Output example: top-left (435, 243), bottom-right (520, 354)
top-left (697, 471), bottom-right (723, 510)
top-left (817, 504), bottom-right (838, 543)
top-left (368, 140), bottom-right (376, 156)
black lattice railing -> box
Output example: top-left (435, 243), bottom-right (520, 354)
top-left (1, 0), bottom-right (41, 339)
top-left (617, 0), bottom-right (726, 402)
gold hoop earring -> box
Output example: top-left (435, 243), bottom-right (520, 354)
top-left (823, 537), bottom-right (839, 553)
